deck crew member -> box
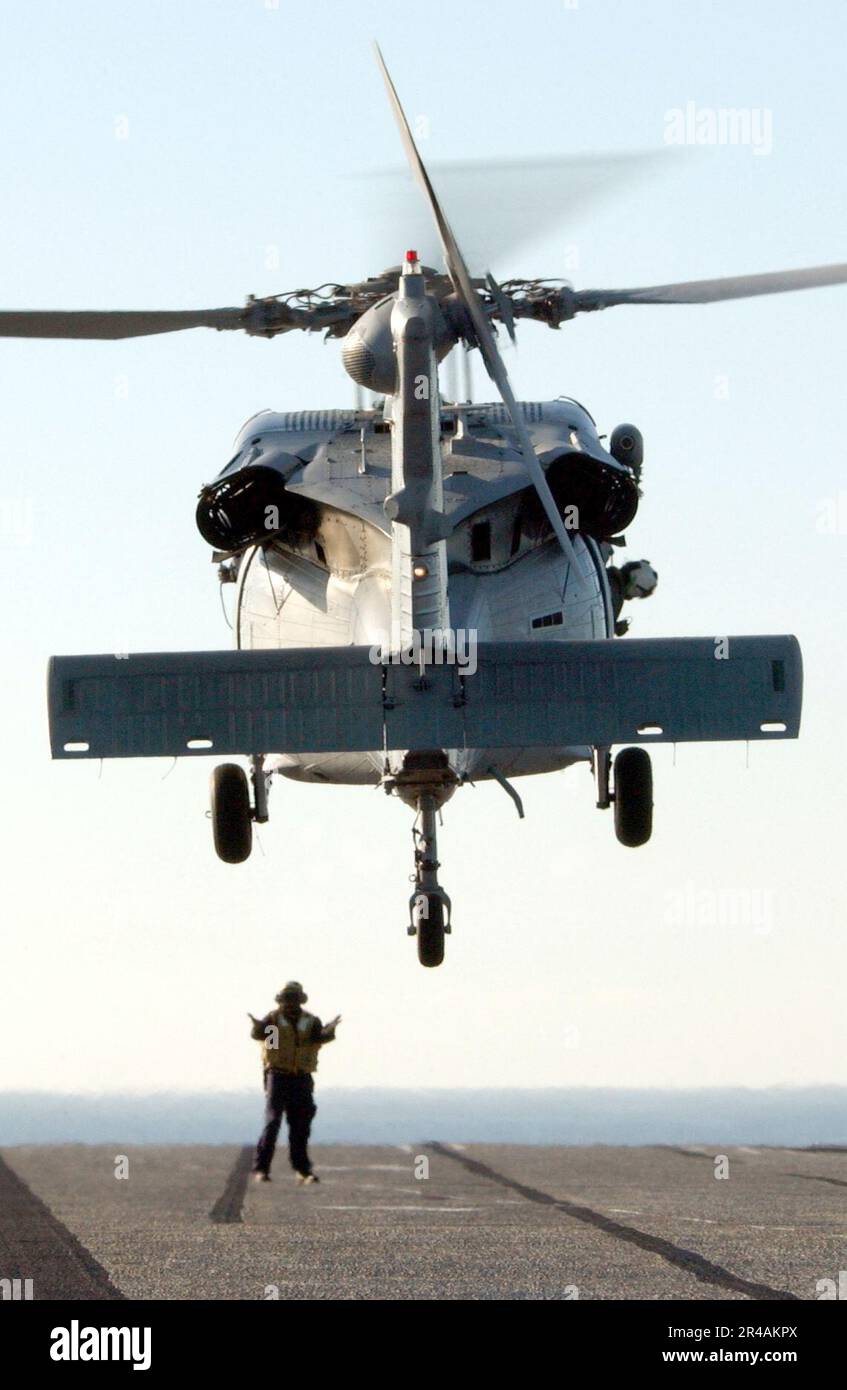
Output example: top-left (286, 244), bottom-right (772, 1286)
top-left (249, 981), bottom-right (340, 1184)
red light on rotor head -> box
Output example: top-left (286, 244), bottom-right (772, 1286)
top-left (405, 249), bottom-right (419, 263)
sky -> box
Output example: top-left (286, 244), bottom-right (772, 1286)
top-left (0, 0), bottom-right (845, 1098)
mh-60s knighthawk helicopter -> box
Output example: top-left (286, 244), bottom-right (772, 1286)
top-left (14, 49), bottom-right (843, 965)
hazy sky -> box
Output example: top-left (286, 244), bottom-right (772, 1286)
top-left (1, 0), bottom-right (845, 1095)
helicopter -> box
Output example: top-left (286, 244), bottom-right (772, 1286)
top-left (12, 47), bottom-right (840, 966)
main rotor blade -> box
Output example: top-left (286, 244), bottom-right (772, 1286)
top-left (0, 307), bottom-right (246, 340)
top-left (575, 261), bottom-right (847, 311)
top-left (353, 149), bottom-right (670, 277)
top-left (373, 43), bottom-right (580, 568)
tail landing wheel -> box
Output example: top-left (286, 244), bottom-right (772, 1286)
top-left (413, 893), bottom-right (447, 968)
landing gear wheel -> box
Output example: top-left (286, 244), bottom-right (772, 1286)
top-left (210, 763), bottom-right (253, 863)
top-left (416, 895), bottom-right (445, 968)
top-left (613, 747), bottom-right (653, 847)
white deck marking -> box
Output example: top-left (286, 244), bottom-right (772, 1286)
top-left (317, 1164), bottom-right (409, 1172)
top-left (317, 1204), bottom-right (481, 1213)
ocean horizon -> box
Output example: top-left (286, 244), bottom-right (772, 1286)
top-left (1, 1087), bottom-right (844, 1147)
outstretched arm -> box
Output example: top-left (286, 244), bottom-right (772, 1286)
top-left (319, 1015), bottom-right (341, 1043)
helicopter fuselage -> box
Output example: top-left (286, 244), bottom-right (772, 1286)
top-left (207, 399), bottom-right (626, 790)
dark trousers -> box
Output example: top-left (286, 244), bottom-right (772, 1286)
top-left (254, 1070), bottom-right (317, 1176)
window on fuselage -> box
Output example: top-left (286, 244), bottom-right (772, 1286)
top-left (471, 520), bottom-right (491, 562)
top-left (531, 611), bottom-right (564, 630)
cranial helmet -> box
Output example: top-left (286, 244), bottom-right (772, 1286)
top-left (622, 560), bottom-right (658, 599)
top-left (275, 980), bottom-right (308, 1003)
